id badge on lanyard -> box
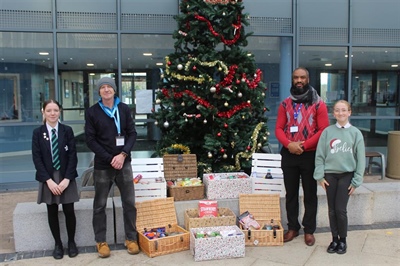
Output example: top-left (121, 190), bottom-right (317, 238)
top-left (291, 103), bottom-right (302, 133)
top-left (116, 136), bottom-right (125, 146)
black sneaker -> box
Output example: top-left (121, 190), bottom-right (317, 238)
top-left (336, 242), bottom-right (347, 254)
top-left (327, 241), bottom-right (338, 253)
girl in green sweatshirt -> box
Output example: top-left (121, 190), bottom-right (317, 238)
top-left (314, 100), bottom-right (365, 255)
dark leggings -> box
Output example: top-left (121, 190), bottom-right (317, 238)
top-left (47, 203), bottom-right (76, 245)
top-left (324, 172), bottom-right (353, 238)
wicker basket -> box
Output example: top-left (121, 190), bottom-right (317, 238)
top-left (136, 197), bottom-right (190, 257)
top-left (163, 154), bottom-right (205, 201)
top-left (184, 207), bottom-right (237, 230)
top-left (239, 194), bottom-right (283, 246)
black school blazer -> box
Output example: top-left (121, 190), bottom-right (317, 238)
top-left (32, 123), bottom-right (78, 183)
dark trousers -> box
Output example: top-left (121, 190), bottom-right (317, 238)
top-left (93, 162), bottom-right (137, 242)
top-left (324, 172), bottom-right (353, 238)
top-left (281, 148), bottom-right (318, 234)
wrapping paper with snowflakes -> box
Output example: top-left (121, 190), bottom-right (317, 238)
top-left (203, 172), bottom-right (251, 199)
top-left (190, 225), bottom-right (245, 262)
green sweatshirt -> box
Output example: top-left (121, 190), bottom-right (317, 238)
top-left (314, 124), bottom-right (366, 188)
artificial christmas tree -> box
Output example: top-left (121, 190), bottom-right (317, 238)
top-left (152, 0), bottom-right (269, 174)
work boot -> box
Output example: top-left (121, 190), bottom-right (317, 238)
top-left (125, 240), bottom-right (140, 255)
top-left (96, 242), bottom-right (110, 258)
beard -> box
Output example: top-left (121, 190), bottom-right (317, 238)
top-left (291, 83), bottom-right (310, 95)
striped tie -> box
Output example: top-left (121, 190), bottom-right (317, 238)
top-left (51, 128), bottom-right (60, 170)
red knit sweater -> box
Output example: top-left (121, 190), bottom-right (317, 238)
top-left (275, 97), bottom-right (329, 151)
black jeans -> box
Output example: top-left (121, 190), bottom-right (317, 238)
top-left (281, 148), bottom-right (318, 234)
top-left (93, 162), bottom-right (137, 242)
top-left (324, 172), bottom-right (353, 238)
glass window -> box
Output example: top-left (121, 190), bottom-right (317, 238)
top-left (351, 47), bottom-right (400, 126)
top-left (57, 33), bottom-right (118, 123)
top-left (299, 46), bottom-right (349, 110)
top-left (0, 32), bottom-right (54, 124)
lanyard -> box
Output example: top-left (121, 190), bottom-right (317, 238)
top-left (293, 103), bottom-right (302, 121)
top-left (98, 97), bottom-right (121, 135)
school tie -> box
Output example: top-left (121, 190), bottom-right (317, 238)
top-left (51, 128), bottom-right (60, 170)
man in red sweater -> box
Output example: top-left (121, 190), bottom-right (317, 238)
top-left (275, 67), bottom-right (329, 246)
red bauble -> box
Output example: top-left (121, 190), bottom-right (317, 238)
top-left (217, 132), bottom-right (222, 137)
top-left (220, 148), bottom-right (225, 153)
top-left (167, 61), bottom-right (172, 66)
top-left (246, 146), bottom-right (251, 150)
top-left (192, 66), bottom-right (197, 71)
top-left (224, 123), bottom-right (228, 128)
top-left (236, 79), bottom-right (240, 84)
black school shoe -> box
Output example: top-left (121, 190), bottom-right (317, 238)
top-left (68, 241), bottom-right (79, 258)
top-left (336, 242), bottom-right (347, 254)
top-left (53, 243), bottom-right (64, 259)
top-left (327, 241), bottom-right (339, 253)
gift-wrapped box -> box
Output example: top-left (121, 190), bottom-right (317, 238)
top-left (190, 225), bottom-right (245, 262)
top-left (203, 172), bottom-right (251, 199)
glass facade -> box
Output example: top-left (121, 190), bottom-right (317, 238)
top-left (0, 0), bottom-right (399, 187)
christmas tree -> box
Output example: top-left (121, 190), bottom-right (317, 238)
top-left (152, 0), bottom-right (269, 174)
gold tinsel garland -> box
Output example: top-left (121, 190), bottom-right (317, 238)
top-left (204, 0), bottom-right (239, 5)
top-left (184, 58), bottom-right (229, 74)
top-left (161, 143), bottom-right (191, 155)
top-left (228, 122), bottom-right (265, 171)
top-left (164, 56), bottom-right (226, 84)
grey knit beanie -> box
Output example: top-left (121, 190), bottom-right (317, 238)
top-left (97, 77), bottom-right (116, 92)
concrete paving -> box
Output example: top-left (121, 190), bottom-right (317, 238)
top-left (1, 174), bottom-right (399, 265)
top-left (0, 228), bottom-right (399, 265)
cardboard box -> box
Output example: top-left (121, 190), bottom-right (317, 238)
top-left (203, 172), bottom-right (251, 199)
top-left (184, 207), bottom-right (236, 230)
top-left (190, 225), bottom-right (245, 262)
top-left (136, 197), bottom-right (189, 257)
top-left (239, 194), bottom-right (283, 246)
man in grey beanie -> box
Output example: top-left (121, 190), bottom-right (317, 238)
top-left (85, 77), bottom-right (139, 258)
top-left (97, 77), bottom-right (117, 93)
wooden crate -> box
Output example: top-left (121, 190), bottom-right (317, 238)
top-left (251, 153), bottom-right (285, 197)
top-left (131, 158), bottom-right (167, 202)
top-left (239, 194), bottom-right (283, 246)
top-left (136, 197), bottom-right (189, 257)
top-left (163, 154), bottom-right (204, 201)
top-left (184, 207), bottom-right (236, 230)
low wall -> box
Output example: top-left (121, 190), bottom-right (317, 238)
top-left (14, 182), bottom-right (400, 251)
top-left (13, 198), bottom-right (114, 252)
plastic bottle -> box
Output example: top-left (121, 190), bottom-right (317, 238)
top-left (265, 169), bottom-right (273, 179)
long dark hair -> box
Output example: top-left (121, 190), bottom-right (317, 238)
top-left (42, 99), bottom-right (62, 124)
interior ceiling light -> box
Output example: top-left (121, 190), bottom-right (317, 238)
top-left (89, 73), bottom-right (95, 76)
top-left (391, 64), bottom-right (398, 67)
top-left (325, 63), bottom-right (332, 66)
top-left (87, 63), bottom-right (94, 67)
top-left (143, 53), bottom-right (152, 56)
top-left (39, 52), bottom-right (49, 56)
top-left (156, 63), bottom-right (163, 66)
